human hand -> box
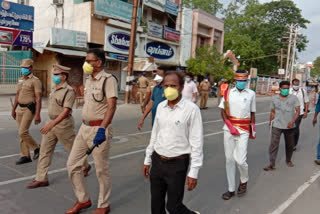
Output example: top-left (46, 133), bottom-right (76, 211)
top-left (138, 119), bottom-right (144, 131)
top-left (187, 176), bottom-right (197, 191)
top-left (287, 121), bottom-right (295, 129)
top-left (93, 127), bottom-right (106, 147)
top-left (303, 112), bottom-right (308, 119)
top-left (143, 165), bottom-right (150, 179)
top-left (313, 117), bottom-right (317, 127)
top-left (11, 110), bottom-right (16, 120)
top-left (40, 122), bottom-right (54, 134)
top-left (34, 114), bottom-right (41, 125)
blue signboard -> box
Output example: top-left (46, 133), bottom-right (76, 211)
top-left (108, 31), bottom-right (131, 51)
top-left (165, 0), bottom-right (178, 16)
top-left (146, 41), bottom-right (174, 60)
top-left (109, 53), bottom-right (128, 61)
top-left (94, 0), bottom-right (141, 24)
top-left (0, 0), bottom-right (34, 31)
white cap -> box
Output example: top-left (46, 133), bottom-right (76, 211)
top-left (154, 74), bottom-right (163, 82)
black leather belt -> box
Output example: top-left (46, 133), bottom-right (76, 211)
top-left (154, 152), bottom-right (189, 162)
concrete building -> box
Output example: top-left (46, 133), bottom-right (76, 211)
top-left (191, 9), bottom-right (224, 57)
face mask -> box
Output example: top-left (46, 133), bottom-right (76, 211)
top-left (185, 77), bottom-right (190, 82)
top-left (83, 62), bottom-right (94, 75)
top-left (164, 87), bottom-right (179, 101)
top-left (52, 75), bottom-right (62, 85)
top-left (193, 79), bottom-right (197, 82)
top-left (236, 81), bottom-right (247, 90)
top-left (21, 67), bottom-right (30, 76)
top-left (281, 89), bottom-right (289, 96)
top-left (293, 85), bottom-right (300, 91)
top-left (204, 79), bottom-right (208, 82)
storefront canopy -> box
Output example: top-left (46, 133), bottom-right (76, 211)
top-left (122, 61), bottom-right (157, 72)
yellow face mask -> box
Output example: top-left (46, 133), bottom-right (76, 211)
top-left (83, 62), bottom-right (94, 75)
top-left (164, 87), bottom-right (179, 101)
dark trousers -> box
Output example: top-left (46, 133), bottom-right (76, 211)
top-left (150, 152), bottom-right (193, 214)
top-left (294, 115), bottom-right (303, 146)
top-left (269, 127), bottom-right (295, 165)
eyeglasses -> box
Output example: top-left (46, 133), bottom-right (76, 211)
top-left (85, 59), bottom-right (99, 63)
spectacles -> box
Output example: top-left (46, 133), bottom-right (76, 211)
top-left (85, 59), bottom-right (99, 63)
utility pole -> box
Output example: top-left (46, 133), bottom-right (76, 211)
top-left (125, 0), bottom-right (139, 104)
top-left (285, 24), bottom-right (293, 80)
top-left (290, 26), bottom-right (298, 83)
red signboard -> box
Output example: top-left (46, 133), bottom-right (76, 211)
top-left (163, 26), bottom-right (180, 42)
top-left (0, 27), bottom-right (32, 47)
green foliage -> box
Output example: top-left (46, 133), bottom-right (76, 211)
top-left (186, 46), bottom-right (233, 81)
top-left (181, 0), bottom-right (223, 16)
top-left (311, 57), bottom-right (320, 78)
top-left (223, 0), bottom-right (310, 75)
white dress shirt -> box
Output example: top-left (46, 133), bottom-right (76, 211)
top-left (289, 88), bottom-right (309, 115)
top-left (144, 97), bottom-right (204, 179)
top-left (182, 81), bottom-right (198, 102)
top-left (218, 87), bottom-right (256, 134)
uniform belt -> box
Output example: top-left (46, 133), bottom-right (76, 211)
top-left (83, 120), bottom-right (103, 126)
top-left (155, 152), bottom-right (189, 161)
top-left (19, 103), bottom-right (34, 107)
top-left (139, 87), bottom-right (147, 89)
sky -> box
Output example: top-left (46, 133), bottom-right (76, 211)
top-left (219, 0), bottom-right (320, 63)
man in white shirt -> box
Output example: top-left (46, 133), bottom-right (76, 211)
top-left (143, 71), bottom-right (203, 214)
top-left (289, 78), bottom-right (309, 150)
top-left (219, 70), bottom-right (256, 200)
top-left (182, 74), bottom-right (198, 103)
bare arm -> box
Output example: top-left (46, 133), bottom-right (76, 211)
top-left (193, 92), bottom-right (198, 103)
top-left (313, 112), bottom-right (319, 126)
top-left (100, 97), bottom-right (117, 129)
top-left (11, 90), bottom-right (20, 120)
top-left (251, 112), bottom-right (255, 124)
top-left (288, 106), bottom-right (300, 128)
top-left (142, 91), bottom-right (152, 111)
top-left (34, 92), bottom-right (42, 124)
top-left (40, 107), bottom-right (71, 134)
top-left (221, 109), bottom-right (228, 121)
top-left (269, 109), bottom-right (275, 126)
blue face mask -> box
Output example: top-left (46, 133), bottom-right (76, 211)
top-left (193, 79), bottom-right (197, 82)
top-left (185, 77), bottom-right (190, 82)
top-left (21, 67), bottom-right (30, 76)
top-left (52, 75), bottom-right (62, 85)
top-left (236, 81), bottom-right (247, 90)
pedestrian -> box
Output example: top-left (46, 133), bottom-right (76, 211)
top-left (11, 59), bottom-right (41, 165)
top-left (220, 79), bottom-right (229, 98)
top-left (217, 79), bottom-right (223, 105)
top-left (199, 77), bottom-right (211, 109)
top-left (138, 72), bottom-right (149, 110)
top-left (219, 70), bottom-right (256, 200)
top-left (182, 73), bottom-right (198, 103)
top-left (138, 70), bottom-right (165, 130)
top-left (27, 65), bottom-right (91, 189)
top-left (143, 71), bottom-right (203, 214)
top-left (312, 95), bottom-right (320, 165)
top-left (66, 49), bottom-right (118, 214)
top-left (264, 80), bottom-right (300, 171)
top-left (193, 75), bottom-right (199, 90)
top-left (289, 79), bottom-right (309, 150)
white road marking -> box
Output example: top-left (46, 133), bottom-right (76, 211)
top-left (268, 170), bottom-right (320, 214)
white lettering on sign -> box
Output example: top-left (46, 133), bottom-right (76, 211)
top-left (0, 18), bottom-right (19, 27)
top-left (147, 45), bottom-right (173, 56)
top-left (110, 34), bottom-right (129, 47)
top-left (0, 10), bottom-right (33, 22)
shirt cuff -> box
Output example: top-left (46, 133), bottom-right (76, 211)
top-left (144, 155), bottom-right (152, 165)
top-left (187, 167), bottom-right (199, 179)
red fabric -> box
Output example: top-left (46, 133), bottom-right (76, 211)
top-left (250, 123), bottom-right (256, 139)
top-left (225, 119), bottom-right (240, 136)
top-left (89, 120), bottom-right (103, 126)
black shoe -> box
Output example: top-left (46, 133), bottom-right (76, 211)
top-left (16, 156), bottom-right (32, 165)
top-left (33, 148), bottom-right (40, 160)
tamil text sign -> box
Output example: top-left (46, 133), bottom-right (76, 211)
top-left (147, 22), bottom-right (162, 38)
top-left (0, 0), bottom-right (34, 31)
top-left (143, 0), bottom-right (165, 12)
top-left (50, 28), bottom-right (87, 48)
top-left (146, 41), bottom-right (174, 60)
top-left (163, 26), bottom-right (180, 42)
top-left (165, 0), bottom-right (178, 16)
top-left (94, 0), bottom-right (141, 24)
top-left (0, 27), bottom-right (32, 47)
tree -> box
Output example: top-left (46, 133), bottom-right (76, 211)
top-left (181, 0), bottom-right (223, 16)
top-left (186, 46), bottom-right (234, 81)
top-left (223, 0), bottom-right (310, 75)
top-left (311, 57), bottom-right (320, 78)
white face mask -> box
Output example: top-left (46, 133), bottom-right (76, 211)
top-left (293, 85), bottom-right (300, 91)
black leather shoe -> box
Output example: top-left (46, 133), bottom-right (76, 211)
top-left (33, 148), bottom-right (40, 160)
top-left (16, 156), bottom-right (32, 165)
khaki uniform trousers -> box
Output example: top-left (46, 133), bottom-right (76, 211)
top-left (200, 91), bottom-right (209, 109)
top-left (35, 118), bottom-right (89, 182)
top-left (139, 88), bottom-right (147, 106)
top-left (67, 124), bottom-right (112, 208)
top-left (16, 106), bottom-right (39, 157)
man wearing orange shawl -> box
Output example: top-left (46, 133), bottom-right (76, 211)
top-left (218, 70), bottom-right (256, 200)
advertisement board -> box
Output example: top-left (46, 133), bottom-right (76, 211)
top-left (95, 0), bottom-right (141, 24)
top-left (143, 0), bottom-right (165, 12)
top-left (50, 28), bottom-right (87, 48)
top-left (0, 0), bottom-right (34, 31)
top-left (165, 0), bottom-right (178, 16)
top-left (0, 27), bottom-right (32, 47)
top-left (145, 41), bottom-right (175, 60)
top-left (147, 21), bottom-right (162, 38)
top-left (163, 26), bottom-right (180, 42)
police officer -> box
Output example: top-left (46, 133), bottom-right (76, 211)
top-left (12, 59), bottom-right (41, 165)
top-left (27, 65), bottom-right (91, 189)
top-left (199, 78), bottom-right (211, 109)
top-left (66, 49), bottom-right (118, 214)
top-left (138, 72), bottom-right (149, 108)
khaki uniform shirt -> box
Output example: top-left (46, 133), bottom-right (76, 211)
top-left (138, 76), bottom-right (149, 88)
top-left (200, 81), bottom-right (211, 91)
top-left (17, 74), bottom-right (42, 104)
top-left (82, 70), bottom-right (118, 121)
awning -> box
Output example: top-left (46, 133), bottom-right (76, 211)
top-left (122, 61), bottom-right (157, 72)
top-left (33, 47), bottom-right (87, 57)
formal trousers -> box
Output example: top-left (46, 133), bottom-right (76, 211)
top-left (36, 118), bottom-right (89, 182)
top-left (67, 124), bottom-right (112, 208)
top-left (223, 130), bottom-right (249, 192)
top-left (294, 115), bottom-right (303, 146)
top-left (16, 106), bottom-right (40, 157)
top-left (200, 92), bottom-right (209, 109)
top-left (139, 88), bottom-right (148, 106)
top-left (150, 152), bottom-right (194, 214)
top-left (268, 127), bottom-right (295, 166)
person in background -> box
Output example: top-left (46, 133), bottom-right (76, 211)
top-left (289, 79), bottom-right (309, 150)
top-left (182, 73), bottom-right (198, 103)
top-left (199, 77), bottom-right (211, 109)
top-left (193, 75), bottom-right (200, 91)
top-left (220, 79), bottom-right (229, 98)
top-left (138, 72), bottom-right (149, 110)
top-left (143, 70), bottom-right (203, 214)
top-left (312, 95), bottom-right (320, 165)
top-left (264, 81), bottom-right (300, 171)
top-left (12, 59), bottom-right (41, 165)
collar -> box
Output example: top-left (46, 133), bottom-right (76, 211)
top-left (89, 70), bottom-right (105, 80)
top-left (164, 97), bottom-right (185, 109)
top-left (231, 87), bottom-right (249, 93)
top-left (25, 73), bottom-right (33, 79)
top-left (55, 82), bottom-right (68, 91)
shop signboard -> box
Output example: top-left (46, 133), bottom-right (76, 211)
top-left (143, 0), bottom-right (165, 12)
top-left (165, 0), bottom-right (178, 16)
top-left (0, 0), bottom-right (34, 31)
top-left (147, 21), bottom-right (162, 38)
top-left (278, 68), bottom-right (285, 75)
top-left (50, 28), bottom-right (87, 48)
top-left (105, 25), bottom-right (139, 55)
top-left (109, 53), bottom-right (128, 61)
top-left (94, 0), bottom-right (141, 24)
top-left (146, 41), bottom-right (174, 60)
top-left (0, 27), bottom-right (32, 47)
top-left (163, 26), bottom-right (180, 42)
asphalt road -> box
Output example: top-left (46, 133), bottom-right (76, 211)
top-left (0, 96), bottom-right (319, 214)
